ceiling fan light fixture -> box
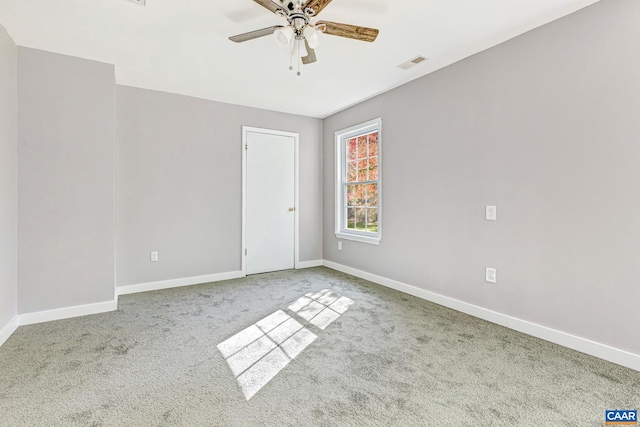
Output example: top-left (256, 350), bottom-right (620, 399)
top-left (295, 37), bottom-right (309, 57)
top-left (229, 0), bottom-right (380, 74)
top-left (303, 26), bottom-right (321, 49)
top-left (274, 26), bottom-right (294, 45)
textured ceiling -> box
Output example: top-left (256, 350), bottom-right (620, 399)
top-left (0, 0), bottom-right (599, 118)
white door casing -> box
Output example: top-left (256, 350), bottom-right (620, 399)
top-left (242, 127), bottom-right (299, 275)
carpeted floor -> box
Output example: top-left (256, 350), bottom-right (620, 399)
top-left (0, 267), bottom-right (638, 426)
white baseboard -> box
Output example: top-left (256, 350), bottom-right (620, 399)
top-left (0, 316), bottom-right (19, 347)
top-left (117, 270), bottom-right (244, 296)
top-left (322, 260), bottom-right (640, 372)
top-left (296, 259), bottom-right (324, 269)
top-left (20, 299), bottom-right (118, 326)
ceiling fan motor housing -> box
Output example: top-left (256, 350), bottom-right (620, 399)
top-left (288, 12), bottom-right (309, 32)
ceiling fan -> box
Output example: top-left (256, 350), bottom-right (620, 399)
top-left (229, 0), bottom-right (379, 75)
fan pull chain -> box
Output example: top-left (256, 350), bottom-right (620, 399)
top-left (287, 37), bottom-right (302, 76)
top-left (289, 38), bottom-right (293, 71)
top-left (297, 38), bottom-right (301, 76)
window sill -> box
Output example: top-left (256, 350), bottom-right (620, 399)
top-left (335, 232), bottom-right (380, 245)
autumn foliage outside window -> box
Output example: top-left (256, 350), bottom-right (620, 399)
top-left (345, 131), bottom-right (379, 232)
top-left (335, 118), bottom-right (381, 244)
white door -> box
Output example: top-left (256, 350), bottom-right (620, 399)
top-left (245, 129), bottom-right (296, 275)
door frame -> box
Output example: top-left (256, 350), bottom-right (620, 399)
top-left (241, 126), bottom-right (300, 276)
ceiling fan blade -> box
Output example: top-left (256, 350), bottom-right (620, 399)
top-left (229, 26), bottom-right (283, 43)
top-left (301, 38), bottom-right (317, 64)
top-left (316, 21), bottom-right (379, 42)
top-left (302, 0), bottom-right (333, 16)
top-left (253, 0), bottom-right (286, 15)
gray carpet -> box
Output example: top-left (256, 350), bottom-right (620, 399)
top-left (0, 267), bottom-right (638, 426)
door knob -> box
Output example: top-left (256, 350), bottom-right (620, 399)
top-left (289, 207), bottom-right (295, 212)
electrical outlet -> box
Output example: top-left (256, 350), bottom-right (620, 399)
top-left (338, 241), bottom-right (343, 251)
top-left (151, 251), bottom-right (158, 262)
top-left (486, 205), bottom-right (497, 221)
top-left (485, 267), bottom-right (496, 283)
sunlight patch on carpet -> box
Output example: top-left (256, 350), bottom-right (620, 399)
top-left (218, 290), bottom-right (355, 400)
top-left (288, 290), bottom-right (354, 330)
top-left (218, 310), bottom-right (317, 400)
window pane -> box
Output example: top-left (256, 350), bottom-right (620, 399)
top-left (368, 132), bottom-right (378, 157)
top-left (369, 156), bottom-right (378, 181)
top-left (355, 184), bottom-right (366, 206)
top-left (346, 138), bottom-right (357, 162)
top-left (357, 159), bottom-right (367, 182)
top-left (337, 119), bottom-right (381, 239)
top-left (365, 184), bottom-right (378, 207)
top-left (347, 184), bottom-right (356, 207)
top-left (347, 208), bottom-right (355, 229)
top-left (367, 208), bottom-right (378, 233)
top-left (357, 136), bottom-right (367, 159)
top-left (356, 208), bottom-right (366, 230)
top-left (347, 161), bottom-right (357, 183)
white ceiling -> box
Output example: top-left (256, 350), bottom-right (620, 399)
top-left (0, 0), bottom-right (599, 118)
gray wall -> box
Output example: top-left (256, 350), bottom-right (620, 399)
top-left (323, 0), bottom-right (640, 355)
top-left (116, 86), bottom-right (323, 286)
top-left (0, 24), bottom-right (17, 328)
top-left (18, 48), bottom-right (116, 313)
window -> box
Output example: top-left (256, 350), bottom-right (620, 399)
top-left (335, 118), bottom-right (381, 244)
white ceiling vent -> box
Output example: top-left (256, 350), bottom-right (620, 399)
top-left (126, 0), bottom-right (146, 5)
top-left (397, 55), bottom-right (428, 70)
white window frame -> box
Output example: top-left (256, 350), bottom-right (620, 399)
top-left (334, 117), bottom-right (382, 245)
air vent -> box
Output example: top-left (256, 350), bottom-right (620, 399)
top-left (397, 55), bottom-right (428, 70)
top-left (126, 0), bottom-right (146, 5)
